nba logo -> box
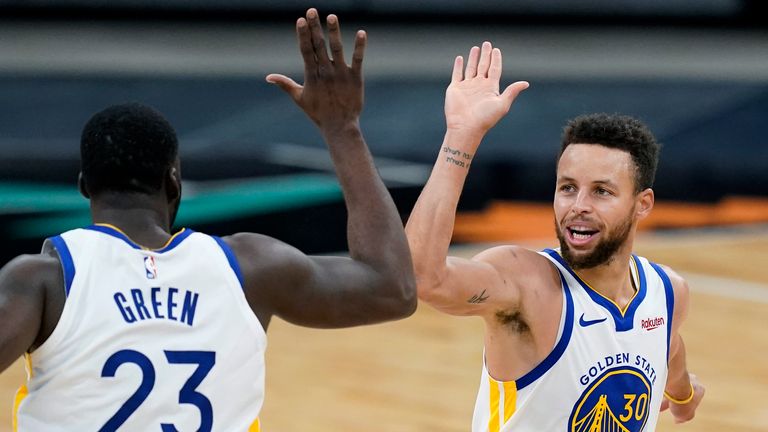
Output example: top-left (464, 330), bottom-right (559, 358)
top-left (144, 256), bottom-right (158, 279)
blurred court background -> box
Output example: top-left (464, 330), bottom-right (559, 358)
top-left (1, 0), bottom-right (767, 430)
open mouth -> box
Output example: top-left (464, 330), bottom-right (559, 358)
top-left (566, 225), bottom-right (600, 246)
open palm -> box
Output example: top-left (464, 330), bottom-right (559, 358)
top-left (445, 42), bottom-right (528, 138)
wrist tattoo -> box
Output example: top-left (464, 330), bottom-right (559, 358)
top-left (467, 289), bottom-right (489, 304)
top-left (442, 146), bottom-right (473, 169)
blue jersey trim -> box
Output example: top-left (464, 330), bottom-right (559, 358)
top-left (85, 224), bottom-right (140, 249)
top-left (49, 235), bottom-right (76, 297)
top-left (212, 236), bottom-right (245, 290)
top-left (84, 225), bottom-right (194, 253)
top-left (516, 270), bottom-right (574, 390)
top-left (544, 249), bottom-right (646, 332)
top-left (156, 229), bottom-right (194, 253)
top-left (650, 262), bottom-right (675, 362)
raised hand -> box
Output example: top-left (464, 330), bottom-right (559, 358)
top-left (267, 8), bottom-right (365, 134)
top-left (444, 41), bottom-right (528, 141)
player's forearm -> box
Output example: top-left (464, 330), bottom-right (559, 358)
top-left (406, 129), bottom-right (483, 292)
top-left (322, 123), bottom-right (416, 304)
top-left (665, 335), bottom-right (693, 399)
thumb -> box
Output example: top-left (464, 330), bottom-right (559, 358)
top-left (266, 74), bottom-right (303, 101)
top-left (500, 81), bottom-right (530, 107)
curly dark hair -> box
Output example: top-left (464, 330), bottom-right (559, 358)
top-left (559, 113), bottom-right (660, 192)
top-left (80, 103), bottom-right (178, 195)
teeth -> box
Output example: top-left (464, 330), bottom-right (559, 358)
top-left (571, 225), bottom-right (591, 231)
top-left (572, 232), bottom-right (592, 240)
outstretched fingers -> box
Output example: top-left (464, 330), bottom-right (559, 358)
top-left (296, 18), bottom-right (316, 78)
top-left (326, 14), bottom-right (346, 67)
top-left (351, 30), bottom-right (367, 76)
top-left (306, 8), bottom-right (330, 65)
top-left (270, 9), bottom-right (366, 128)
top-left (451, 55), bottom-right (464, 83)
top-left (488, 47), bottom-right (503, 82)
top-left (464, 46), bottom-right (480, 79)
top-left (477, 41), bottom-right (492, 78)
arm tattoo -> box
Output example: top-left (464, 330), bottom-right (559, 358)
top-left (467, 289), bottom-right (489, 304)
top-left (442, 145), bottom-right (473, 169)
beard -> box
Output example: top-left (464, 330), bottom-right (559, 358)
top-left (555, 209), bottom-right (634, 270)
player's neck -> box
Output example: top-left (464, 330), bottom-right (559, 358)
top-left (90, 192), bottom-right (176, 249)
top-left (574, 246), bottom-right (636, 306)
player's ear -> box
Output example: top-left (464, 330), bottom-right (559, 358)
top-left (78, 172), bottom-right (90, 199)
top-left (636, 188), bottom-right (654, 221)
top-left (165, 166), bottom-right (181, 203)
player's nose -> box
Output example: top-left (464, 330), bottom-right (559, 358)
top-left (570, 190), bottom-right (593, 214)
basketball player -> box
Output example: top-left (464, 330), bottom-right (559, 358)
top-left (405, 41), bottom-right (704, 431)
top-left (0, 9), bottom-right (416, 431)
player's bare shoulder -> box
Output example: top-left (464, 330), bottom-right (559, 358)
top-left (0, 251), bottom-right (64, 356)
top-left (222, 231), bottom-right (319, 289)
top-left (657, 264), bottom-right (690, 295)
top-left (473, 244), bottom-right (560, 291)
top-left (223, 232), bottom-right (300, 261)
top-left (0, 251), bottom-right (62, 294)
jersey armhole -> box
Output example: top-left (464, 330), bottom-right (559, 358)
top-left (515, 270), bottom-right (574, 390)
top-left (212, 236), bottom-right (245, 290)
top-left (47, 236), bottom-right (76, 297)
top-left (649, 262), bottom-right (675, 362)
top-left (31, 235), bottom-right (79, 358)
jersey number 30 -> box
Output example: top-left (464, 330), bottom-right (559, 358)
top-left (99, 349), bottom-right (215, 432)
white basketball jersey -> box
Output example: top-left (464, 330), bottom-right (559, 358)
top-left (473, 248), bottom-right (675, 432)
top-left (15, 224), bottom-right (267, 432)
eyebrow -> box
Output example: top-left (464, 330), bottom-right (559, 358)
top-left (556, 176), bottom-right (618, 188)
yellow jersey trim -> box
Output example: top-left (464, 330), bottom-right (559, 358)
top-left (489, 376), bottom-right (500, 432)
top-left (93, 223), bottom-right (186, 251)
top-left (502, 380), bottom-right (517, 423)
top-left (24, 353), bottom-right (33, 379)
top-left (248, 417), bottom-right (261, 431)
top-left (13, 385), bottom-right (28, 432)
top-left (14, 354), bottom-right (34, 431)
top-left (488, 375), bottom-right (517, 432)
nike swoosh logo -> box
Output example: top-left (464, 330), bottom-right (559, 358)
top-left (579, 313), bottom-right (607, 327)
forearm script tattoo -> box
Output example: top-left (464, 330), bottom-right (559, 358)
top-left (442, 146), bottom-right (472, 169)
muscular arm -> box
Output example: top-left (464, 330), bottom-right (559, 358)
top-left (405, 42), bottom-right (530, 316)
top-left (0, 253), bottom-right (61, 373)
top-left (226, 233), bottom-right (411, 329)
top-left (228, 9), bottom-right (415, 330)
top-left (661, 266), bottom-right (705, 423)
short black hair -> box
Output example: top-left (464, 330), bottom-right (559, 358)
top-left (80, 103), bottom-right (178, 195)
top-left (559, 113), bottom-right (660, 192)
